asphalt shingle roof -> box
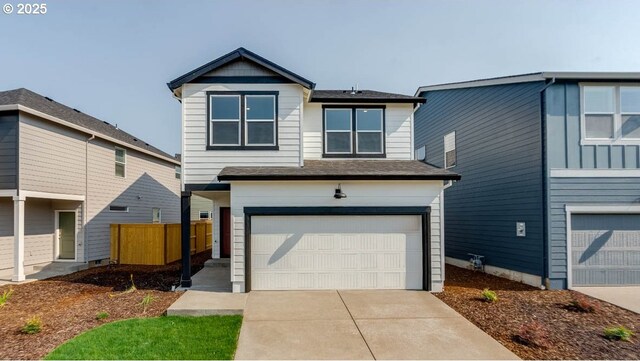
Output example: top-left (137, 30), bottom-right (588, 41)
top-left (0, 88), bottom-right (177, 162)
top-left (218, 159), bottom-right (460, 181)
top-left (309, 90), bottom-right (425, 103)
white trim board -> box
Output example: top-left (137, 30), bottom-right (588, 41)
top-left (20, 190), bottom-right (85, 201)
top-left (564, 204), bottom-right (640, 289)
top-left (445, 257), bottom-right (543, 288)
top-left (550, 169), bottom-right (640, 178)
top-left (54, 209), bottom-right (78, 262)
top-left (0, 190), bottom-right (17, 197)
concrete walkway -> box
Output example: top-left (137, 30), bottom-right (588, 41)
top-left (575, 286), bottom-right (640, 314)
top-left (235, 290), bottom-right (518, 360)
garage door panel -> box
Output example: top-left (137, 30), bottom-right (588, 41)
top-left (251, 215), bottom-right (422, 290)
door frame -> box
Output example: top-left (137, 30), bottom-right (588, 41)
top-left (565, 204), bottom-right (640, 289)
top-left (219, 207), bottom-right (231, 258)
top-left (54, 210), bottom-right (78, 262)
top-left (243, 206), bottom-right (431, 292)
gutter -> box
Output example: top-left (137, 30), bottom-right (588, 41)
top-left (84, 134), bottom-right (95, 264)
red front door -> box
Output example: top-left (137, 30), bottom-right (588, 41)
top-left (220, 207), bottom-right (231, 258)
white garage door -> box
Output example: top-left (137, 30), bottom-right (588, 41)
top-left (250, 215), bottom-right (423, 290)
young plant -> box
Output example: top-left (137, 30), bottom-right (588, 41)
top-left (96, 311), bottom-right (109, 321)
top-left (21, 316), bottom-right (42, 335)
top-left (481, 288), bottom-right (498, 303)
top-left (515, 321), bottom-right (550, 348)
top-left (569, 294), bottom-right (600, 313)
top-left (0, 288), bottom-right (14, 308)
top-left (604, 326), bottom-right (634, 342)
top-left (139, 294), bottom-right (155, 313)
top-left (109, 274), bottom-right (137, 298)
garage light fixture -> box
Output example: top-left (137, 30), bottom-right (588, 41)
top-left (334, 184), bottom-right (347, 199)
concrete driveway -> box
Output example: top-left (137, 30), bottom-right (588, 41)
top-left (235, 290), bottom-right (518, 360)
top-left (575, 287), bottom-right (640, 314)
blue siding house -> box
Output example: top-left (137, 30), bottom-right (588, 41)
top-left (414, 72), bottom-right (640, 289)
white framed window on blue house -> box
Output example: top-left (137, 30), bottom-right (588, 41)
top-left (207, 91), bottom-right (278, 150)
top-left (581, 84), bottom-right (640, 144)
top-left (323, 106), bottom-right (385, 158)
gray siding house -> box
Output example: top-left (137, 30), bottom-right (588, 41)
top-left (414, 72), bottom-right (640, 289)
top-left (0, 88), bottom-right (181, 281)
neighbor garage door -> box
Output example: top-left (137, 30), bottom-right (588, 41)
top-left (250, 215), bottom-right (423, 290)
top-left (572, 214), bottom-right (640, 286)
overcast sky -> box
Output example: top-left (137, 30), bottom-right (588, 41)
top-left (1, 0), bottom-right (639, 154)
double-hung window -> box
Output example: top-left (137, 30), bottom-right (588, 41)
top-left (323, 107), bottom-right (385, 157)
top-left (208, 92), bottom-right (278, 149)
top-left (115, 147), bottom-right (126, 177)
top-left (582, 85), bottom-right (640, 143)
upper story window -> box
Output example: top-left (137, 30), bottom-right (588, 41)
top-left (582, 85), bottom-right (640, 143)
top-left (175, 165), bottom-right (181, 179)
top-left (115, 147), bottom-right (126, 177)
top-left (323, 106), bottom-right (385, 158)
top-left (152, 208), bottom-right (162, 223)
top-left (207, 91), bottom-right (278, 150)
top-left (444, 131), bottom-right (456, 168)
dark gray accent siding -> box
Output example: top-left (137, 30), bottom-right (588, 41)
top-left (547, 177), bottom-right (640, 288)
top-left (0, 112), bottom-right (18, 189)
top-left (545, 82), bottom-right (640, 170)
top-left (414, 81), bottom-right (546, 277)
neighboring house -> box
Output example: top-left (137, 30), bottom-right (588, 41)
top-left (0, 88), bottom-right (181, 281)
top-left (414, 72), bottom-right (640, 289)
top-left (168, 47), bottom-right (459, 292)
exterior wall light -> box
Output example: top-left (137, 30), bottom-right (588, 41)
top-left (334, 184), bottom-right (347, 199)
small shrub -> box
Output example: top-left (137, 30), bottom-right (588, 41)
top-left (109, 274), bottom-right (137, 298)
top-left (21, 316), bottom-right (42, 334)
top-left (0, 288), bottom-right (14, 308)
top-left (569, 294), bottom-right (600, 313)
top-left (96, 312), bottom-right (109, 321)
top-left (515, 321), bottom-right (550, 348)
top-left (481, 288), bottom-right (498, 303)
top-left (604, 326), bottom-right (634, 342)
top-left (139, 294), bottom-right (155, 313)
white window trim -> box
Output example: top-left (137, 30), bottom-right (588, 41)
top-left (115, 147), bottom-right (126, 178)
top-left (244, 95), bottom-right (277, 146)
top-left (355, 108), bottom-right (384, 155)
top-left (175, 165), bottom-right (181, 179)
top-left (199, 210), bottom-right (212, 220)
top-left (444, 131), bottom-right (456, 169)
top-left (324, 109), bottom-right (353, 154)
top-left (209, 94), bottom-right (242, 146)
top-left (152, 208), bottom-right (162, 223)
top-left (580, 83), bottom-right (640, 145)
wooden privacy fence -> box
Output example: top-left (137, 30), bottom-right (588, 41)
top-left (110, 221), bottom-right (212, 265)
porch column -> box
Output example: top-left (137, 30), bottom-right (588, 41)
top-left (180, 191), bottom-right (192, 287)
top-left (12, 195), bottom-right (26, 282)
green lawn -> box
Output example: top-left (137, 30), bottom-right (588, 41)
top-left (45, 315), bottom-right (243, 360)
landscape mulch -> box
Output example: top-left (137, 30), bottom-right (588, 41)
top-left (0, 252), bottom-right (210, 360)
top-left (437, 264), bottom-right (640, 360)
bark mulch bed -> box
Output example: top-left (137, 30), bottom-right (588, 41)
top-left (437, 264), bottom-right (640, 360)
top-left (0, 252), bottom-right (210, 360)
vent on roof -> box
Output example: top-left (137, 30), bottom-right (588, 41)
top-left (44, 97), bottom-right (53, 101)
top-left (103, 121), bottom-right (110, 125)
top-left (145, 143), bottom-right (150, 146)
top-left (72, 108), bottom-right (81, 113)
top-left (133, 138), bottom-right (138, 141)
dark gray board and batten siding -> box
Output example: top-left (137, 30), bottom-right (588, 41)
top-left (0, 112), bottom-right (18, 189)
top-left (415, 81), bottom-right (546, 277)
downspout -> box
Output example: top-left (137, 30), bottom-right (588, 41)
top-left (539, 77), bottom-right (555, 289)
top-left (84, 134), bottom-right (95, 264)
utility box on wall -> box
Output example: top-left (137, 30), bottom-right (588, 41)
top-left (516, 222), bottom-right (526, 237)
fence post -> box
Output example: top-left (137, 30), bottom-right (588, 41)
top-left (163, 224), bottom-right (168, 265)
top-left (117, 224), bottom-right (121, 264)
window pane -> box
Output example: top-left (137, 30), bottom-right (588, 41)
top-left (199, 211), bottom-right (210, 219)
top-left (246, 96), bottom-right (275, 120)
top-left (584, 87), bottom-right (614, 113)
top-left (115, 163), bottom-right (125, 177)
top-left (357, 132), bottom-right (382, 153)
top-left (115, 148), bottom-right (125, 163)
top-left (621, 87), bottom-right (640, 113)
top-left (211, 121), bottom-right (239, 145)
top-left (247, 121), bottom-right (275, 145)
top-left (211, 96), bottom-right (240, 120)
top-left (325, 109), bottom-right (351, 131)
top-left (585, 114), bottom-right (614, 139)
top-left (622, 115), bottom-right (640, 138)
top-left (326, 132), bottom-right (351, 153)
top-left (446, 149), bottom-right (456, 168)
top-left (356, 109), bottom-right (382, 131)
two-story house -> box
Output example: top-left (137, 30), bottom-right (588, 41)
top-left (414, 72), bottom-right (640, 289)
top-left (0, 88), bottom-right (181, 282)
top-left (168, 48), bottom-right (459, 293)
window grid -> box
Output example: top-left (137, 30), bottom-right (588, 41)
top-left (621, 87), bottom-right (640, 140)
top-left (115, 147), bottom-right (126, 178)
top-left (209, 95), bottom-right (241, 146)
top-left (324, 109), bottom-right (353, 154)
top-left (244, 95), bottom-right (276, 146)
top-left (355, 108), bottom-right (384, 154)
top-left (581, 84), bottom-right (640, 144)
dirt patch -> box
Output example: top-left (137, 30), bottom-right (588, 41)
top-left (436, 265), bottom-right (640, 360)
top-left (0, 252), bottom-right (210, 360)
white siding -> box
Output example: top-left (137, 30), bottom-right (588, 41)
top-left (303, 103), bottom-right (415, 160)
top-left (182, 83), bottom-right (304, 184)
top-left (229, 180), bottom-right (444, 292)
top-left (190, 194), bottom-right (213, 220)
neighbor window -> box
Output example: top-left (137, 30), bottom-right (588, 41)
top-left (208, 92), bottom-right (277, 148)
top-left (582, 85), bottom-right (640, 142)
top-left (323, 107), bottom-right (385, 157)
top-left (444, 131), bottom-right (456, 168)
top-left (115, 147), bottom-right (126, 177)
top-left (175, 165), bottom-right (181, 179)
top-left (152, 208), bottom-right (162, 223)
top-left (199, 210), bottom-right (211, 220)
top-left (109, 205), bottom-right (128, 212)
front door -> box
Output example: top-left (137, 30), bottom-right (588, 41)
top-left (57, 211), bottom-right (76, 259)
top-left (220, 207), bottom-right (231, 258)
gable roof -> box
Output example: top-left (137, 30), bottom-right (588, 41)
top-left (309, 90), bottom-right (425, 104)
top-left (0, 88), bottom-right (179, 164)
top-left (415, 72), bottom-right (640, 95)
top-left (167, 47), bottom-right (315, 93)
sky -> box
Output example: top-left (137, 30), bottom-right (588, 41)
top-left (1, 0), bottom-right (639, 155)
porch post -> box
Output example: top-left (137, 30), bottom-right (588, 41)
top-left (180, 191), bottom-right (192, 288)
top-left (12, 195), bottom-right (26, 282)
